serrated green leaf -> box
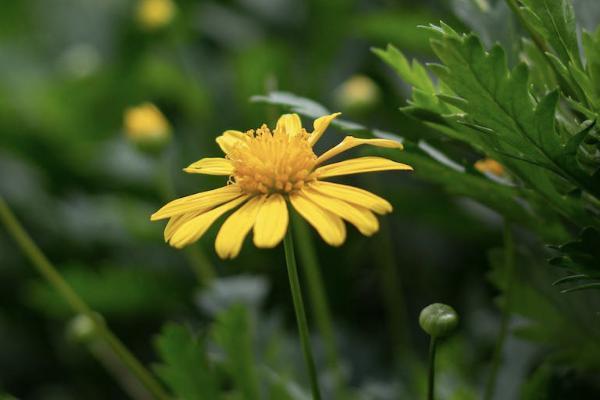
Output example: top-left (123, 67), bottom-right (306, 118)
top-left (154, 324), bottom-right (219, 400)
top-left (372, 44), bottom-right (451, 115)
top-left (252, 91), bottom-right (568, 242)
top-left (426, 24), bottom-right (595, 226)
top-left (550, 226), bottom-right (600, 281)
top-left (488, 247), bottom-right (600, 370)
top-left (519, 0), bottom-right (580, 68)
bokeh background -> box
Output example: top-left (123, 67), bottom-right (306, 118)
top-left (1, 0), bottom-right (598, 399)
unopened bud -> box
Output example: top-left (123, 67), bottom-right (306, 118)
top-left (136, 0), bottom-right (176, 31)
top-left (124, 102), bottom-right (171, 153)
top-left (334, 74), bottom-right (380, 110)
top-left (419, 303), bottom-right (459, 339)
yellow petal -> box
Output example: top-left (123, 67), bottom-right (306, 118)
top-left (151, 185), bottom-right (243, 220)
top-left (164, 211), bottom-right (201, 241)
top-left (253, 194), bottom-right (289, 248)
top-left (215, 195), bottom-right (265, 259)
top-left (309, 181), bottom-right (392, 215)
top-left (308, 112), bottom-right (342, 146)
top-left (275, 114), bottom-right (302, 137)
top-left (183, 157), bottom-right (234, 175)
top-left (289, 192), bottom-right (346, 246)
top-left (301, 187), bottom-right (379, 236)
top-left (316, 136), bottom-right (403, 165)
top-left (168, 195), bottom-right (249, 248)
top-left (316, 156), bottom-right (413, 179)
top-left (216, 130), bottom-right (248, 154)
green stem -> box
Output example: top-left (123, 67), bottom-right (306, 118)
top-left (87, 340), bottom-right (153, 400)
top-left (283, 228), bottom-right (322, 400)
top-left (484, 222), bottom-right (515, 400)
top-left (427, 336), bottom-right (437, 400)
top-left (376, 219), bottom-right (412, 359)
top-left (156, 152), bottom-right (216, 285)
top-left (0, 197), bottom-right (172, 400)
top-left (292, 215), bottom-right (343, 377)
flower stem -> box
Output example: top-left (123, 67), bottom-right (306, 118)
top-left (427, 336), bottom-right (438, 400)
top-left (484, 222), bottom-right (515, 400)
top-left (376, 219), bottom-right (412, 358)
top-left (292, 215), bottom-right (343, 379)
top-left (283, 227), bottom-right (322, 400)
top-left (0, 196), bottom-right (172, 400)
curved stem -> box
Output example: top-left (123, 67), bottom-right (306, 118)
top-left (0, 197), bottom-right (172, 400)
top-left (292, 216), bottom-right (344, 386)
top-left (427, 336), bottom-right (438, 400)
top-left (283, 227), bottom-right (322, 400)
top-left (484, 222), bottom-right (515, 400)
top-left (376, 219), bottom-right (412, 358)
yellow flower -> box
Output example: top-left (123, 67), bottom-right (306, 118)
top-left (124, 103), bottom-right (171, 150)
top-left (335, 74), bottom-right (380, 109)
top-left (151, 113), bottom-right (412, 259)
top-left (474, 158), bottom-right (506, 177)
top-left (136, 0), bottom-right (176, 30)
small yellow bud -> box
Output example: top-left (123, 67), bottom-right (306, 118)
top-left (136, 0), bottom-right (176, 31)
top-left (124, 102), bottom-right (171, 153)
top-left (334, 74), bottom-right (380, 110)
top-left (419, 303), bottom-right (459, 339)
top-left (474, 158), bottom-right (506, 177)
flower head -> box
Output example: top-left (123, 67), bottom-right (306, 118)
top-left (124, 103), bottom-right (171, 151)
top-left (335, 74), bottom-right (380, 110)
top-left (136, 0), bottom-right (176, 31)
top-left (151, 113), bottom-right (412, 259)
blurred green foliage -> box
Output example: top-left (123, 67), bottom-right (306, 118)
top-left (1, 0), bottom-right (600, 399)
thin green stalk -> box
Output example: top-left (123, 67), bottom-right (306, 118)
top-left (427, 336), bottom-right (438, 400)
top-left (376, 219), bottom-right (412, 359)
top-left (0, 197), bottom-right (172, 400)
top-left (87, 340), bottom-right (153, 400)
top-left (484, 223), bottom-right (515, 400)
top-left (292, 215), bottom-right (343, 378)
top-left (156, 152), bottom-right (216, 285)
top-left (283, 228), bottom-right (322, 400)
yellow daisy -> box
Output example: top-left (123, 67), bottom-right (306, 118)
top-left (151, 113), bottom-right (412, 258)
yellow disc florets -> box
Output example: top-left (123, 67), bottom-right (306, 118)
top-left (228, 124), bottom-right (317, 194)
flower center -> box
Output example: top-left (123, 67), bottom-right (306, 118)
top-left (228, 125), bottom-right (317, 194)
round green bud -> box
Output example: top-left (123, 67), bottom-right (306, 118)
top-left (419, 303), bottom-right (459, 338)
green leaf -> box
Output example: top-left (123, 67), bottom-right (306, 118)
top-left (154, 324), bottom-right (219, 400)
top-left (549, 226), bottom-right (600, 291)
top-left (26, 265), bottom-right (183, 319)
top-left (212, 304), bottom-right (261, 400)
top-left (488, 247), bottom-right (600, 370)
top-left (426, 24), bottom-right (593, 226)
top-left (518, 0), bottom-right (581, 68)
top-left (252, 91), bottom-right (568, 242)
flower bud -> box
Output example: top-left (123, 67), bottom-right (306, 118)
top-left (67, 314), bottom-right (99, 343)
top-left (419, 303), bottom-right (459, 339)
top-left (136, 0), bottom-right (176, 31)
top-left (124, 102), bottom-right (171, 154)
top-left (334, 74), bottom-right (380, 111)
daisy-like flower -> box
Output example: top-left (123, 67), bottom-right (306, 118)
top-left (151, 113), bottom-right (412, 258)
